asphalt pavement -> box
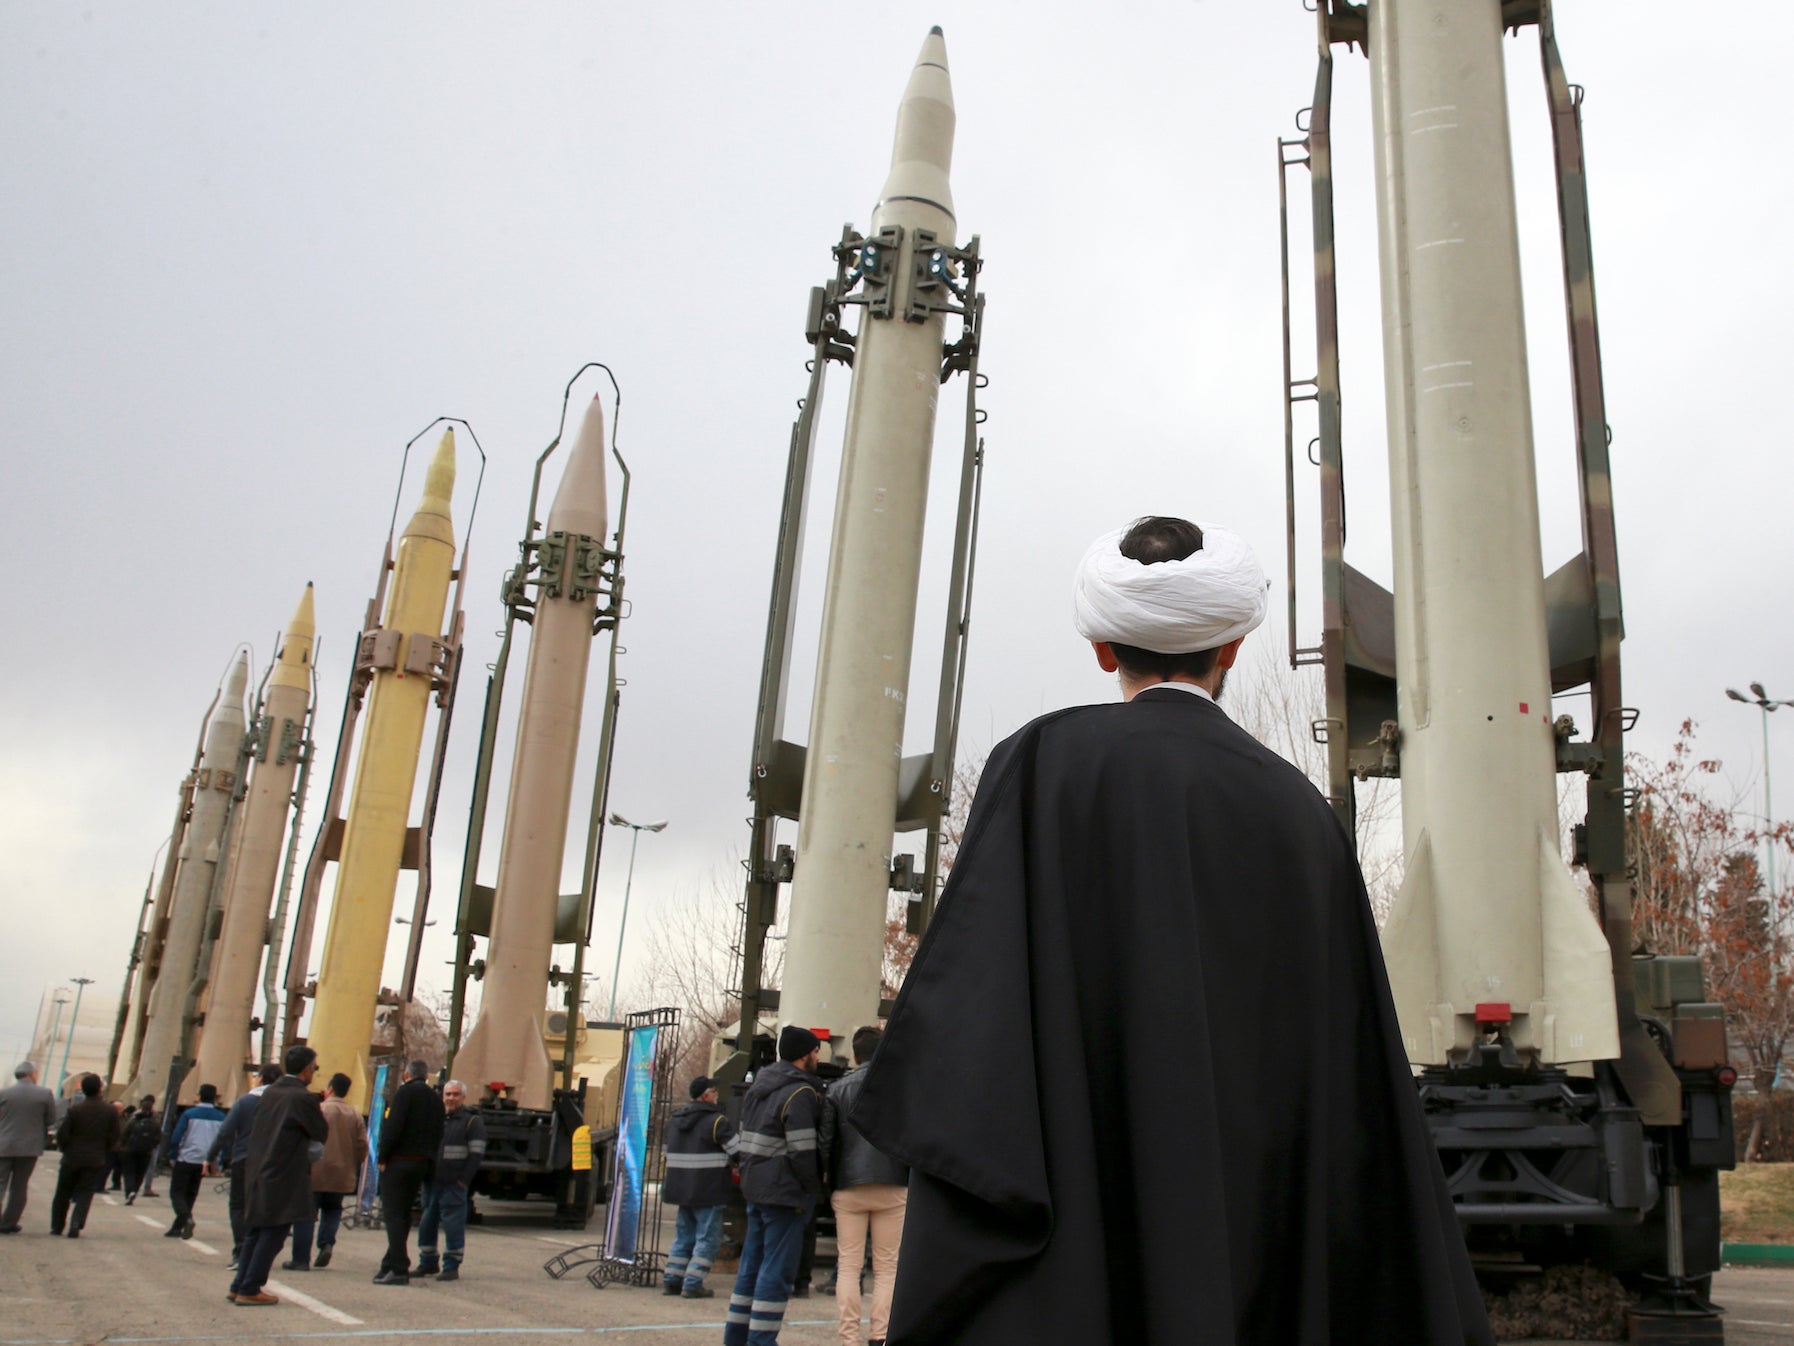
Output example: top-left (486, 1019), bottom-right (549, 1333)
top-left (2, 1156), bottom-right (1791, 1345)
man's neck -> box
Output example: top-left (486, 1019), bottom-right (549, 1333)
top-left (1119, 672), bottom-right (1220, 702)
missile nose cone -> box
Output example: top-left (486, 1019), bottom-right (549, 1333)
top-left (226, 650), bottom-right (250, 705)
top-left (274, 582), bottom-right (319, 689)
top-left (544, 395), bottom-right (609, 543)
top-left (930, 24), bottom-right (943, 36)
top-left (879, 28), bottom-right (956, 225)
top-left (419, 428), bottom-right (458, 519)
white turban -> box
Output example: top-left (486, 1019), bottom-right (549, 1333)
top-left (1072, 522), bottom-right (1269, 654)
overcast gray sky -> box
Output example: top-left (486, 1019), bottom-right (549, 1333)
top-left (3, 3), bottom-right (1789, 1061)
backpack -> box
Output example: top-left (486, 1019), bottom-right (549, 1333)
top-left (124, 1113), bottom-right (161, 1152)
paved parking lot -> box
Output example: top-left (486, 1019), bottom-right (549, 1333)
top-left (2, 1158), bottom-right (1790, 1344)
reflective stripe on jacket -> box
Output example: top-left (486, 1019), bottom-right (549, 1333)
top-left (663, 1100), bottom-right (738, 1208)
top-left (434, 1108), bottom-right (486, 1188)
top-left (737, 1061), bottom-right (821, 1209)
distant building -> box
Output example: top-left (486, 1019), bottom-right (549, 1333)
top-left (26, 984), bottom-right (116, 1096)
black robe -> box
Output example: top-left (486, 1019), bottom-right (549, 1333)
top-left (243, 1075), bottom-right (328, 1228)
top-left (853, 688), bottom-right (1492, 1345)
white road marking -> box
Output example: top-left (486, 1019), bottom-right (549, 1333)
top-left (534, 1234), bottom-right (586, 1245)
top-left (263, 1278), bottom-right (364, 1326)
top-left (100, 1194), bottom-right (118, 1206)
top-left (131, 1212), bottom-right (215, 1253)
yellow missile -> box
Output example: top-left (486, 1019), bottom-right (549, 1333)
top-left (189, 583), bottom-right (316, 1103)
top-left (307, 431), bottom-right (457, 1109)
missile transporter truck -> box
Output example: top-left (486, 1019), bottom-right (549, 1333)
top-left (1280, 0), bottom-right (1734, 1329)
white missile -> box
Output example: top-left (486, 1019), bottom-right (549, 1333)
top-left (1369, 0), bottom-right (1617, 1067)
top-left (189, 586), bottom-right (316, 1103)
top-left (778, 29), bottom-right (957, 1050)
top-left (454, 397), bottom-right (609, 1109)
top-left (127, 652), bottom-right (249, 1101)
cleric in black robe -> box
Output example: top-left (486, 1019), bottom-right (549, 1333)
top-left (852, 517), bottom-right (1492, 1346)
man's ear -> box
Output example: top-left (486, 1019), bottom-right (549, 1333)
top-left (1092, 641), bottom-right (1119, 673)
top-left (1214, 636), bottom-right (1246, 671)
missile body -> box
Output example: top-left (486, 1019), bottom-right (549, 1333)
top-left (115, 776), bottom-right (195, 1087)
top-left (1370, 0), bottom-right (1616, 1066)
top-left (190, 585), bottom-right (316, 1102)
top-left (454, 399), bottom-right (608, 1110)
top-left (126, 654), bottom-right (249, 1101)
top-left (778, 31), bottom-right (956, 1048)
top-left (307, 433), bottom-right (457, 1109)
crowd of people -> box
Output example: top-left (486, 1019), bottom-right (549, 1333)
top-left (663, 1023), bottom-right (906, 1346)
top-left (0, 1050), bottom-right (487, 1310)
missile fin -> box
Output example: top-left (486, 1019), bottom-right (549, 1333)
top-left (1533, 827), bottom-right (1621, 1064)
top-left (1378, 830), bottom-right (1455, 1063)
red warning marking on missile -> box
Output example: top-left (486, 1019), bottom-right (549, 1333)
top-left (1518, 702), bottom-right (1529, 714)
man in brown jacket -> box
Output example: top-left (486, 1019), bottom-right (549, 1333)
top-left (230, 1046), bottom-right (327, 1306)
top-left (50, 1074), bottom-right (120, 1238)
top-left (287, 1072), bottom-right (367, 1270)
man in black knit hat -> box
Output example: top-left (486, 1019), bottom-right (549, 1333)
top-left (723, 1026), bottom-right (822, 1346)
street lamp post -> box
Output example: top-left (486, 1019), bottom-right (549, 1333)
top-left (1727, 682), bottom-right (1791, 895)
top-left (58, 977), bottom-right (95, 1088)
top-left (606, 813), bottom-right (668, 1019)
top-left (43, 992), bottom-right (71, 1087)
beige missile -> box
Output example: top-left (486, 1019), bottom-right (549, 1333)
top-left (454, 398), bottom-right (608, 1109)
top-left (779, 29), bottom-right (956, 1048)
top-left (189, 585), bottom-right (316, 1103)
top-left (126, 652), bottom-right (249, 1102)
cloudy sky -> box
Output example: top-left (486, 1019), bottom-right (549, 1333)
top-left (3, 3), bottom-right (1788, 1062)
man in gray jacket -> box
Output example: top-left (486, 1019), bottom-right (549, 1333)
top-left (417, 1080), bottom-right (485, 1282)
top-left (0, 1061), bottom-right (58, 1233)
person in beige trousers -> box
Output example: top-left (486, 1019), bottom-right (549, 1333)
top-left (818, 1027), bottom-right (907, 1346)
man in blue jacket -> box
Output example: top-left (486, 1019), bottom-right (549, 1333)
top-left (164, 1084), bottom-right (226, 1239)
top-left (725, 1026), bottom-right (823, 1346)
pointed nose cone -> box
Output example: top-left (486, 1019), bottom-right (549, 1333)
top-left (545, 396), bottom-right (610, 543)
top-left (225, 650), bottom-right (250, 709)
top-left (419, 428), bottom-right (458, 519)
top-left (877, 27), bottom-right (956, 225)
top-left (273, 583), bottom-right (318, 691)
top-left (210, 651), bottom-right (252, 743)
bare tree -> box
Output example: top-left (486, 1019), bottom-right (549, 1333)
top-left (1226, 637), bottom-right (1404, 922)
top-left (631, 859), bottom-right (786, 1096)
top-left (1629, 721), bottom-right (1794, 1160)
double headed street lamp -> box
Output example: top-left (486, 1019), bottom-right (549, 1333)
top-left (57, 977), bottom-right (95, 1088)
top-left (1727, 682), bottom-right (1791, 894)
top-left (606, 813), bottom-right (668, 1019)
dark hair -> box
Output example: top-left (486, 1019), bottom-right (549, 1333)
top-left (283, 1045), bottom-right (318, 1076)
top-left (851, 1026), bottom-right (882, 1065)
top-left (259, 1064), bottom-right (282, 1085)
top-left (140, 1095), bottom-right (156, 1107)
top-left (328, 1072), bottom-right (352, 1099)
top-left (80, 1073), bottom-right (102, 1098)
top-left (1107, 516), bottom-right (1221, 681)
top-left (197, 1083), bottom-right (218, 1103)
top-left (406, 1059), bottom-right (429, 1081)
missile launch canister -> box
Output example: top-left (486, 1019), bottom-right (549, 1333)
top-left (189, 584), bottom-right (316, 1102)
top-left (306, 432), bottom-right (458, 1108)
top-left (454, 398), bottom-right (609, 1110)
top-left (126, 653), bottom-right (249, 1102)
top-left (1368, 0), bottom-right (1617, 1067)
top-left (778, 29), bottom-right (960, 1047)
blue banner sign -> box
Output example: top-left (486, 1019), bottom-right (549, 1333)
top-left (358, 1062), bottom-right (389, 1218)
top-left (603, 1024), bottom-right (660, 1261)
